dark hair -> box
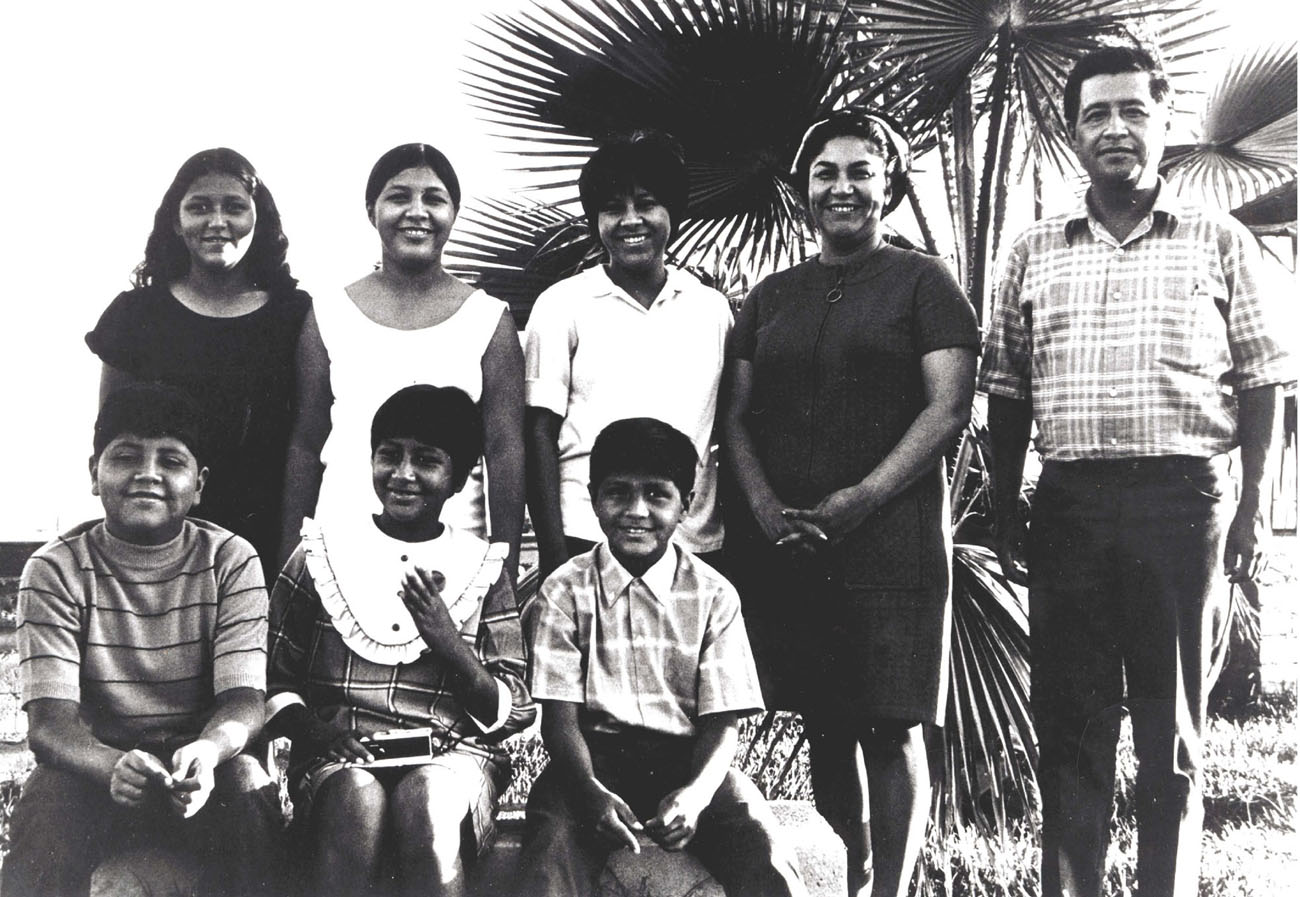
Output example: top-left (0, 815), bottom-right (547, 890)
top-left (93, 383), bottom-right (208, 465)
top-left (589, 418), bottom-right (697, 499)
top-left (370, 385), bottom-right (482, 488)
top-left (365, 144), bottom-right (462, 218)
top-left (1064, 46), bottom-right (1170, 132)
top-left (133, 148), bottom-right (296, 293)
top-left (578, 132), bottom-right (688, 244)
top-left (790, 110), bottom-right (911, 217)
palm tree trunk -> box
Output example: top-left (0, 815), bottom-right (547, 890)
top-left (905, 175), bottom-right (940, 256)
top-left (972, 26), bottom-right (1015, 324)
top-left (990, 98), bottom-right (1019, 279)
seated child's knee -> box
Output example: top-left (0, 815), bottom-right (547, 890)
top-left (214, 752), bottom-right (274, 793)
top-left (316, 767), bottom-right (387, 821)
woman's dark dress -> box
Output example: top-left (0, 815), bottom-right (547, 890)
top-left (87, 284), bottom-right (312, 572)
top-left (725, 244), bottom-right (979, 725)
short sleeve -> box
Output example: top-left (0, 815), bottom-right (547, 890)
top-left (913, 256), bottom-right (980, 354)
top-left (1217, 217), bottom-right (1295, 391)
top-left (523, 285), bottom-right (577, 415)
top-left (521, 579), bottom-right (586, 703)
top-left (696, 579), bottom-right (764, 718)
top-left (727, 280), bottom-right (765, 362)
top-left (979, 238), bottom-right (1033, 399)
top-left (85, 289), bottom-right (152, 373)
top-left (16, 547), bottom-right (84, 707)
top-left (212, 535), bottom-right (268, 695)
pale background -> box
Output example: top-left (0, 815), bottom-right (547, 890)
top-left (0, 0), bottom-right (1285, 540)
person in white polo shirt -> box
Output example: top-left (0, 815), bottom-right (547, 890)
top-left (524, 131), bottom-right (732, 577)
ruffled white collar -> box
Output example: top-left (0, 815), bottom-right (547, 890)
top-left (300, 516), bottom-right (505, 665)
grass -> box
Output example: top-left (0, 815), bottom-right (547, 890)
top-left (2, 694), bottom-right (1293, 895)
top-left (503, 689), bottom-right (1295, 897)
top-left (913, 689), bottom-right (1297, 896)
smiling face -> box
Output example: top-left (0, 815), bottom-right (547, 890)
top-left (1071, 71), bottom-right (1168, 192)
top-left (371, 166), bottom-right (457, 272)
top-left (590, 471), bottom-right (689, 576)
top-left (372, 437), bottom-right (458, 540)
top-left (91, 434), bottom-right (206, 545)
top-left (174, 173), bottom-right (257, 273)
top-left (808, 136), bottom-right (890, 255)
top-left (596, 186), bottom-right (671, 279)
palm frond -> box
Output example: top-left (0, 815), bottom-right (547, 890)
top-left (445, 197), bottom-right (598, 325)
top-left (1231, 178), bottom-right (1297, 232)
top-left (461, 0), bottom-right (854, 277)
top-left (942, 544), bottom-right (1037, 833)
top-left (1162, 41), bottom-right (1298, 210)
top-left (845, 0), bottom-right (1174, 149)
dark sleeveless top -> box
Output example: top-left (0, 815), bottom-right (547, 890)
top-left (87, 283), bottom-right (312, 570)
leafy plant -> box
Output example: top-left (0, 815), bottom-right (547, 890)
top-left (1161, 39), bottom-right (1297, 215)
top-left (453, 0), bottom-right (858, 311)
top-left (841, 0), bottom-right (1216, 318)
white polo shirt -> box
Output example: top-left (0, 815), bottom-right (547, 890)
top-left (524, 264), bottom-right (732, 553)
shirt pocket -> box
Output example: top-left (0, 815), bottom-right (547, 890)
top-left (1154, 266), bottom-right (1230, 374)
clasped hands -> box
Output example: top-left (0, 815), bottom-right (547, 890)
top-left (760, 485), bottom-right (877, 555)
top-left (581, 779), bottom-right (710, 853)
top-left (109, 738), bottom-right (220, 818)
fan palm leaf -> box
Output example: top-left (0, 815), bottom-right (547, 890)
top-left (445, 197), bottom-right (597, 326)
top-left (840, 0), bottom-right (1207, 316)
top-left (1162, 40), bottom-right (1297, 212)
top-left (461, 0), bottom-right (853, 279)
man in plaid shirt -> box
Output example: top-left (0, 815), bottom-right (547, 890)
top-left (981, 46), bottom-right (1291, 897)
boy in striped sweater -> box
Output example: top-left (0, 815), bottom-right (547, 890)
top-left (5, 383), bottom-right (281, 897)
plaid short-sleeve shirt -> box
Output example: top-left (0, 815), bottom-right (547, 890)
top-left (980, 183), bottom-right (1292, 460)
top-left (523, 544), bottom-right (764, 737)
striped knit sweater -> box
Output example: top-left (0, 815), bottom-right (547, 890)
top-left (17, 518), bottom-right (267, 750)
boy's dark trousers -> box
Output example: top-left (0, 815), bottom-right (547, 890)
top-left (2, 752), bottom-right (283, 897)
top-left (513, 729), bottom-right (805, 897)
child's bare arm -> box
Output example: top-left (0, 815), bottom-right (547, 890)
top-left (540, 700), bottom-right (643, 853)
top-left (166, 686), bottom-right (264, 818)
top-left (26, 698), bottom-right (174, 808)
top-left (644, 711), bottom-right (739, 850)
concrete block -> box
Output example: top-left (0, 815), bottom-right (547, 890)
top-left (89, 847), bottom-right (198, 897)
top-left (472, 800), bottom-right (844, 897)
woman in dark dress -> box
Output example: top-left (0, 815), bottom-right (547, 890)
top-left (722, 113), bottom-right (979, 897)
top-left (87, 148), bottom-right (312, 577)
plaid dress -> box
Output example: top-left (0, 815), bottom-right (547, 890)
top-left (267, 521), bottom-right (534, 847)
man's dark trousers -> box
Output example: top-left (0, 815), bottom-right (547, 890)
top-left (1030, 455), bottom-right (1232, 897)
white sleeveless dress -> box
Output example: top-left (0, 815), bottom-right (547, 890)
top-left (313, 288), bottom-right (506, 537)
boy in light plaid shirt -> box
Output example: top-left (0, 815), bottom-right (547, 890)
top-left (515, 417), bottom-right (806, 897)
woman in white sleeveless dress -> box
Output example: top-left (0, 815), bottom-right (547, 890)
top-left (280, 144), bottom-right (524, 578)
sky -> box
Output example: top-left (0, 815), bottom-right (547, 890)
top-left (0, 0), bottom-right (1288, 539)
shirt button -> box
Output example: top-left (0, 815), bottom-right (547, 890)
top-left (400, 555), bottom-right (409, 562)
top-left (1110, 437), bottom-right (1118, 445)
top-left (1111, 290), bottom-right (1122, 299)
top-left (392, 623), bottom-right (401, 632)
top-left (1109, 388), bottom-right (1118, 397)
